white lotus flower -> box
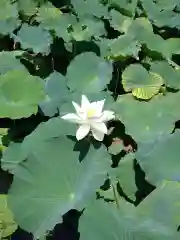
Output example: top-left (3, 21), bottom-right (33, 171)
top-left (61, 95), bottom-right (115, 141)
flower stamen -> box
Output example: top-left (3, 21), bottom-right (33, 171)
top-left (87, 108), bottom-right (96, 118)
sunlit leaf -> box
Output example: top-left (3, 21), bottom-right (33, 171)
top-left (122, 64), bottom-right (163, 99)
top-left (0, 128), bottom-right (8, 153)
top-left (0, 194), bottom-right (18, 238)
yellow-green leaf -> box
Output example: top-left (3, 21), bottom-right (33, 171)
top-left (0, 194), bottom-right (17, 238)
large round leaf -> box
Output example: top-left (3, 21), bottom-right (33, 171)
top-left (66, 52), bottom-right (113, 93)
top-left (136, 131), bottom-right (180, 185)
top-left (112, 93), bottom-right (180, 143)
top-left (0, 194), bottom-right (17, 238)
top-left (122, 64), bottom-right (163, 99)
top-left (0, 69), bottom-right (45, 119)
top-left (8, 136), bottom-right (111, 237)
top-left (79, 181), bottom-right (180, 240)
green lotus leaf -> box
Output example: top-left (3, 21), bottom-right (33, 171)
top-left (107, 35), bottom-right (141, 60)
top-left (36, 2), bottom-right (76, 42)
top-left (70, 17), bottom-right (106, 42)
top-left (0, 69), bottom-right (45, 119)
top-left (0, 128), bottom-right (8, 153)
top-left (8, 136), bottom-right (111, 237)
top-left (66, 52), bottom-right (113, 93)
top-left (79, 181), bottom-right (180, 240)
top-left (110, 153), bottom-right (137, 201)
top-left (141, 0), bottom-right (180, 29)
top-left (150, 61), bottom-right (180, 89)
top-left (109, 0), bottom-right (138, 17)
top-left (0, 0), bottom-right (20, 35)
top-left (1, 117), bottom-right (77, 175)
top-left (155, 0), bottom-right (180, 10)
top-left (137, 181), bottom-right (180, 233)
top-left (112, 92), bottom-right (180, 143)
top-left (136, 131), bottom-right (180, 185)
top-left (14, 24), bottom-right (53, 54)
top-left (17, 0), bottom-right (38, 16)
top-left (39, 71), bottom-right (70, 117)
top-left (109, 9), bottom-right (132, 33)
top-left (1, 142), bottom-right (26, 174)
top-left (122, 64), bottom-right (163, 99)
top-left (126, 17), bottom-right (174, 57)
top-left (164, 38), bottom-right (180, 56)
top-left (127, 17), bottom-right (154, 39)
top-left (71, 0), bottom-right (109, 18)
top-left (0, 51), bottom-right (25, 74)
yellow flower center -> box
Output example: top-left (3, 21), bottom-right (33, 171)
top-left (87, 108), bottom-right (96, 118)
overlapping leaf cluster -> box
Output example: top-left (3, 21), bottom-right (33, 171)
top-left (0, 0), bottom-right (180, 239)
